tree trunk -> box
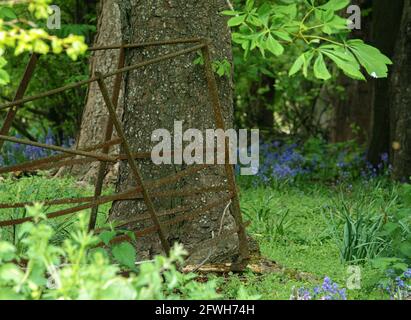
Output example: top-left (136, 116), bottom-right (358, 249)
top-left (367, 0), bottom-right (404, 166)
top-left (390, 0), bottom-right (411, 182)
top-left (110, 0), bottom-right (240, 263)
top-left (331, 0), bottom-right (373, 144)
top-left (247, 75), bottom-right (275, 137)
top-left (69, 0), bottom-right (123, 182)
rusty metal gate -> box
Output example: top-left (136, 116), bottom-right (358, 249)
top-left (0, 38), bottom-right (249, 263)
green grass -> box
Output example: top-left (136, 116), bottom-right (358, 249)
top-left (0, 174), bottom-right (402, 300)
top-left (218, 180), bottom-right (400, 300)
top-left (0, 173), bottom-right (112, 244)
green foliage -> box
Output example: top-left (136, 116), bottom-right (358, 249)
top-left (321, 179), bottom-right (411, 268)
top-left (224, 0), bottom-right (392, 81)
top-left (111, 242), bottom-right (137, 271)
top-left (0, 204), bottom-right (223, 300)
top-left (0, 0), bottom-right (96, 140)
top-left (0, 0), bottom-right (88, 86)
top-left (0, 175), bottom-right (100, 245)
top-left (193, 53), bottom-right (231, 78)
top-left (1, 173), bottom-right (408, 300)
top-left (242, 194), bottom-right (292, 241)
top-left (323, 196), bottom-right (388, 264)
top-left (370, 184), bottom-right (411, 271)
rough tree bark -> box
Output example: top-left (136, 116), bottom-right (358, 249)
top-left (70, 0), bottom-right (123, 182)
top-left (367, 0), bottom-right (404, 165)
top-left (109, 0), bottom-right (243, 263)
top-left (390, 0), bottom-right (411, 181)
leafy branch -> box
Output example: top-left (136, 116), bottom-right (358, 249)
top-left (223, 0), bottom-right (392, 81)
top-left (0, 0), bottom-right (88, 85)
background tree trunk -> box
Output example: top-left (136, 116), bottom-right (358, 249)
top-left (367, 0), bottom-right (404, 166)
top-left (110, 0), bottom-right (240, 263)
top-left (69, 0), bottom-right (123, 182)
top-left (390, 0), bottom-right (411, 181)
top-left (330, 0), bottom-right (373, 144)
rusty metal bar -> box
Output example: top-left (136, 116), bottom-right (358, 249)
top-left (0, 53), bottom-right (39, 150)
top-left (31, 151), bottom-right (151, 172)
top-left (0, 195), bottom-right (94, 209)
top-left (0, 44), bottom-right (206, 112)
top-left (0, 148), bottom-right (214, 175)
top-left (94, 205), bottom-right (193, 234)
top-left (0, 135), bottom-right (118, 163)
top-left (152, 185), bottom-right (228, 199)
top-left (0, 167), bottom-right (218, 211)
top-left (0, 40), bottom-right (247, 264)
top-left (96, 72), bottom-right (171, 255)
top-left (89, 45), bottom-right (126, 231)
top-left (97, 194), bottom-right (233, 246)
top-left (0, 189), bottom-right (138, 227)
top-left (0, 138), bottom-right (122, 174)
top-left (201, 42), bottom-right (250, 262)
top-left (0, 185), bottom-right (227, 211)
top-left (88, 38), bottom-right (203, 51)
top-left (110, 205), bottom-right (192, 230)
top-left (0, 187), bottom-right (138, 210)
top-left (148, 164), bottom-right (209, 189)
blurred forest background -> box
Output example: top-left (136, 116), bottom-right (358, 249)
top-left (1, 0), bottom-right (409, 182)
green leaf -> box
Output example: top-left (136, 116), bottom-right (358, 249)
top-left (221, 10), bottom-right (242, 16)
top-left (247, 14), bottom-right (263, 27)
top-left (314, 53), bottom-right (331, 80)
top-left (0, 56), bottom-right (7, 69)
top-left (319, 0), bottom-right (350, 11)
top-left (322, 16), bottom-right (349, 34)
top-left (303, 51), bottom-right (314, 77)
top-left (0, 263), bottom-right (24, 283)
top-left (289, 54), bottom-right (305, 76)
top-left (265, 34), bottom-right (284, 56)
top-left (245, 0), bottom-right (255, 12)
top-left (0, 69), bottom-right (10, 86)
top-left (0, 242), bottom-right (16, 262)
top-left (275, 4), bottom-right (297, 19)
top-left (321, 46), bottom-right (365, 80)
top-left (272, 31), bottom-right (292, 42)
top-left (228, 15), bottom-right (246, 27)
top-left (99, 231), bottom-right (117, 245)
top-left (112, 242), bottom-right (136, 270)
top-left (0, 7), bottom-right (17, 20)
top-left (347, 40), bottom-right (393, 78)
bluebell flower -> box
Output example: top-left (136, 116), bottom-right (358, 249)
top-left (291, 277), bottom-right (347, 300)
top-left (381, 153), bottom-right (389, 164)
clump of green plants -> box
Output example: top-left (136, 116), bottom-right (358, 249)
top-left (319, 181), bottom-right (411, 299)
top-left (242, 194), bottom-right (292, 242)
top-left (322, 196), bottom-right (387, 264)
top-left (0, 204), bottom-right (224, 300)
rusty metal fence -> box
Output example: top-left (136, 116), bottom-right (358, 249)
top-left (0, 38), bottom-right (250, 262)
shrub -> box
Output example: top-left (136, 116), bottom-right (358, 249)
top-left (0, 204), bottom-right (222, 300)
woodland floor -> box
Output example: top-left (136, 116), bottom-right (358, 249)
top-left (0, 174), bottom-right (398, 300)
